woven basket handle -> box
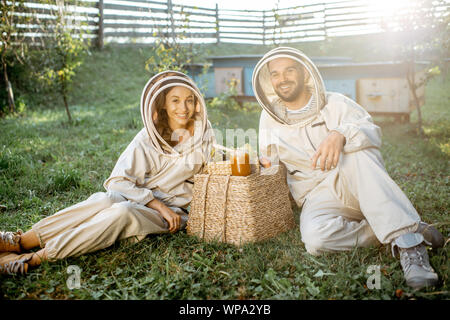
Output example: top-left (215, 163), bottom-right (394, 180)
top-left (200, 174), bottom-right (210, 240)
top-left (221, 175), bottom-right (231, 242)
top-left (200, 174), bottom-right (231, 242)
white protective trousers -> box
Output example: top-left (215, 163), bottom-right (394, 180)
top-left (300, 147), bottom-right (420, 256)
top-left (29, 71), bottom-right (214, 262)
top-left (32, 191), bottom-right (187, 261)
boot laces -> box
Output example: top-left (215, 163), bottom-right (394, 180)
top-left (0, 231), bottom-right (18, 245)
top-left (400, 246), bottom-right (432, 273)
top-left (0, 260), bottom-right (27, 275)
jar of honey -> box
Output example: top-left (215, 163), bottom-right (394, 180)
top-left (230, 149), bottom-right (251, 176)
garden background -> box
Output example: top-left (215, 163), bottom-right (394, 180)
top-left (0, 0), bottom-right (449, 300)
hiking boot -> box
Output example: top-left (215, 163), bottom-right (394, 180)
top-left (392, 233), bottom-right (438, 290)
top-left (416, 222), bottom-right (444, 249)
top-left (0, 230), bottom-right (22, 253)
top-left (0, 252), bottom-right (34, 275)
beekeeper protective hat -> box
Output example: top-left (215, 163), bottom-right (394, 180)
top-left (140, 70), bottom-right (208, 156)
top-left (252, 47), bottom-right (327, 126)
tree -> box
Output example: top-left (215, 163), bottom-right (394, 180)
top-left (145, 3), bottom-right (201, 74)
top-left (381, 0), bottom-right (449, 135)
top-left (270, 0), bottom-right (283, 46)
top-left (37, 0), bottom-right (90, 122)
top-left (0, 0), bottom-right (32, 114)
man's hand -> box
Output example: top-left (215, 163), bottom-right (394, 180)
top-left (311, 130), bottom-right (346, 171)
top-left (259, 156), bottom-right (272, 168)
top-left (146, 199), bottom-right (181, 233)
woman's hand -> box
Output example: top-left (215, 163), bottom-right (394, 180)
top-left (159, 206), bottom-right (181, 233)
top-left (311, 130), bottom-right (346, 171)
top-left (146, 199), bottom-right (181, 233)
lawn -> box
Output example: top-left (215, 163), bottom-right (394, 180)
top-left (0, 46), bottom-right (448, 300)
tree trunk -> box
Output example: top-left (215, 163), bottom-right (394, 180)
top-left (406, 62), bottom-right (424, 137)
top-left (2, 61), bottom-right (16, 113)
top-left (61, 81), bottom-right (72, 122)
top-left (63, 93), bottom-right (72, 123)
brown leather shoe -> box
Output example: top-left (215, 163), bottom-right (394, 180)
top-left (0, 230), bottom-right (22, 253)
top-left (0, 252), bottom-right (34, 275)
top-left (416, 222), bottom-right (445, 249)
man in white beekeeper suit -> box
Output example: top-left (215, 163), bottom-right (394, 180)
top-left (253, 47), bottom-right (444, 290)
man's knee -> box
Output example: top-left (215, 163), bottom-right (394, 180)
top-left (300, 220), bottom-right (331, 256)
top-left (300, 213), bottom-right (352, 255)
top-left (303, 237), bottom-right (327, 256)
top-left (339, 148), bottom-right (385, 172)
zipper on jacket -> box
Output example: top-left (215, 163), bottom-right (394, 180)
top-left (305, 126), bottom-right (317, 151)
top-left (311, 121), bottom-right (325, 128)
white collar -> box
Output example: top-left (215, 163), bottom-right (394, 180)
top-left (286, 95), bottom-right (313, 114)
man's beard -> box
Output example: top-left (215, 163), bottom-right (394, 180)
top-left (274, 81), bottom-right (303, 102)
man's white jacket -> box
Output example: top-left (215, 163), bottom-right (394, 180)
top-left (255, 47), bottom-right (382, 206)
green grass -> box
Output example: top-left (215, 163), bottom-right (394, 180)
top-left (0, 47), bottom-right (448, 300)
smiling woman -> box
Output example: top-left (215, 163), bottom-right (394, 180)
top-left (0, 70), bottom-right (216, 275)
top-left (154, 86), bottom-right (198, 147)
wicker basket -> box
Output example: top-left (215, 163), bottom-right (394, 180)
top-left (206, 161), bottom-right (232, 175)
top-left (187, 164), bottom-right (295, 245)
